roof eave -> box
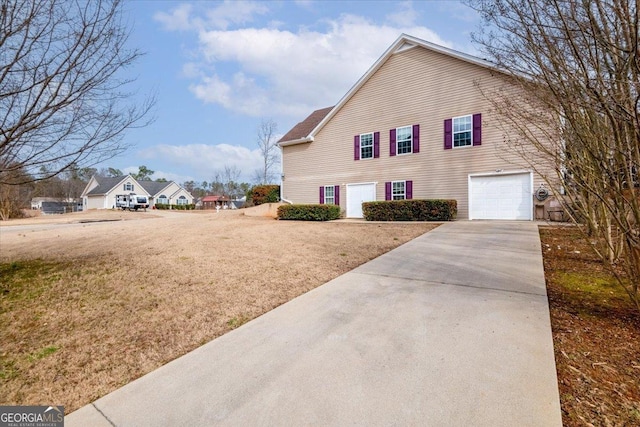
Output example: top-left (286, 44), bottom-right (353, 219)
top-left (278, 136), bottom-right (314, 147)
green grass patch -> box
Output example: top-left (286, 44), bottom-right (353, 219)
top-left (0, 260), bottom-right (72, 310)
top-left (556, 271), bottom-right (632, 311)
top-left (227, 315), bottom-right (250, 329)
top-left (0, 357), bottom-right (19, 380)
top-left (27, 345), bottom-right (59, 363)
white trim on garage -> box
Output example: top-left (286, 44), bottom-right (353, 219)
top-left (346, 182), bottom-right (377, 218)
top-left (468, 171), bottom-right (533, 220)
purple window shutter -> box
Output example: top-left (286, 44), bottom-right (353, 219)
top-left (319, 186), bottom-right (324, 204)
top-left (385, 182), bottom-right (392, 200)
top-left (406, 180), bottom-right (413, 199)
top-left (390, 129), bottom-right (396, 156)
top-left (334, 185), bottom-right (340, 206)
top-left (412, 125), bottom-right (420, 153)
top-left (354, 135), bottom-right (360, 160)
top-left (473, 113), bottom-right (482, 146)
top-left (374, 132), bottom-right (380, 158)
top-left (444, 119), bottom-right (453, 150)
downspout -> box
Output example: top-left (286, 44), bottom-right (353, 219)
top-left (279, 144), bottom-right (293, 204)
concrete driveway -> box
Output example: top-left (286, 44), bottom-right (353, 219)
top-left (67, 221), bottom-right (562, 426)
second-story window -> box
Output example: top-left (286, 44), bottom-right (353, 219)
top-left (360, 133), bottom-right (373, 159)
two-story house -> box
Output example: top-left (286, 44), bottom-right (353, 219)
top-left (278, 34), bottom-right (555, 220)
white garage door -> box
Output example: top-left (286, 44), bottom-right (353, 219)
top-left (346, 183), bottom-right (376, 218)
top-left (469, 172), bottom-right (533, 220)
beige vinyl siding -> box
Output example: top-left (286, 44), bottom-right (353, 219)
top-left (170, 188), bottom-right (193, 205)
top-left (160, 182), bottom-right (180, 198)
top-left (282, 45), bottom-right (554, 219)
top-left (105, 191), bottom-right (120, 209)
top-left (152, 182), bottom-right (180, 206)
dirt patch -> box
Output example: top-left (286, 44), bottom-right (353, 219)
top-left (0, 210), bottom-right (437, 411)
top-left (540, 226), bottom-right (640, 426)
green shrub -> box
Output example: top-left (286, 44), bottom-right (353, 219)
top-left (277, 204), bottom-right (341, 221)
top-left (362, 199), bottom-right (457, 221)
top-left (251, 185), bottom-right (280, 205)
top-left (154, 203), bottom-right (195, 210)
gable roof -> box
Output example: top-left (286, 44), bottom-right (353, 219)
top-left (85, 175), bottom-right (130, 196)
top-left (278, 106), bottom-right (333, 144)
top-left (138, 180), bottom-right (172, 196)
top-left (278, 34), bottom-right (501, 146)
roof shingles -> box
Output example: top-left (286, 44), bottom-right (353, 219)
top-left (86, 176), bottom-right (128, 195)
top-left (278, 106), bottom-right (333, 143)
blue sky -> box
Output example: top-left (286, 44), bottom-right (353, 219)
top-left (111, 0), bottom-right (481, 184)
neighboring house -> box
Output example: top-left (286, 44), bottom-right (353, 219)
top-left (81, 175), bottom-right (194, 210)
top-left (201, 195), bottom-right (230, 209)
top-left (278, 34), bottom-right (555, 220)
top-left (200, 195), bottom-right (246, 209)
top-left (138, 180), bottom-right (193, 208)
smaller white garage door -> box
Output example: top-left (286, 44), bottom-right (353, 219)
top-left (346, 183), bottom-right (376, 218)
top-left (469, 172), bottom-right (533, 220)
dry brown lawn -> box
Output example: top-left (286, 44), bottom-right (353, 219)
top-left (0, 209), bottom-right (437, 412)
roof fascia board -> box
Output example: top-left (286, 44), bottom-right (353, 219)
top-left (80, 175), bottom-right (98, 197)
top-left (278, 136), bottom-right (314, 147)
top-left (307, 34), bottom-right (505, 138)
top-left (170, 187), bottom-right (187, 198)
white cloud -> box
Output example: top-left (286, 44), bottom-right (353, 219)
top-left (136, 143), bottom-right (265, 183)
top-left (153, 4), bottom-right (194, 31)
top-left (204, 1), bottom-right (269, 30)
top-left (154, 1), bottom-right (268, 32)
top-left (386, 1), bottom-right (419, 27)
top-left (157, 4), bottom-right (452, 119)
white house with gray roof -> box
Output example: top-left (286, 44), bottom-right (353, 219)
top-left (81, 175), bottom-right (194, 210)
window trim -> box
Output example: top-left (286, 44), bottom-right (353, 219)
top-left (392, 180), bottom-right (406, 200)
top-left (395, 125), bottom-right (413, 155)
top-left (452, 114), bottom-right (473, 148)
top-left (323, 185), bottom-right (335, 205)
top-left (176, 195), bottom-right (188, 205)
top-left (158, 195), bottom-right (168, 205)
top-left (359, 132), bottom-right (374, 160)
top-left (124, 183), bottom-right (134, 191)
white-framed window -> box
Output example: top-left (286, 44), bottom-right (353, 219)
top-left (392, 181), bottom-right (406, 200)
top-left (124, 183), bottom-right (134, 191)
top-left (324, 185), bottom-right (335, 205)
top-left (360, 132), bottom-right (373, 159)
top-left (158, 195), bottom-right (168, 204)
top-left (177, 195), bottom-right (188, 205)
top-left (396, 126), bottom-right (412, 154)
top-left (453, 115), bottom-right (472, 147)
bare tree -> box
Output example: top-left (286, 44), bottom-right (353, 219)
top-left (0, 0), bottom-right (155, 186)
top-left (468, 0), bottom-right (640, 310)
top-left (210, 165), bottom-right (245, 199)
top-left (255, 119), bottom-right (280, 184)
top-left (0, 165), bottom-right (32, 220)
